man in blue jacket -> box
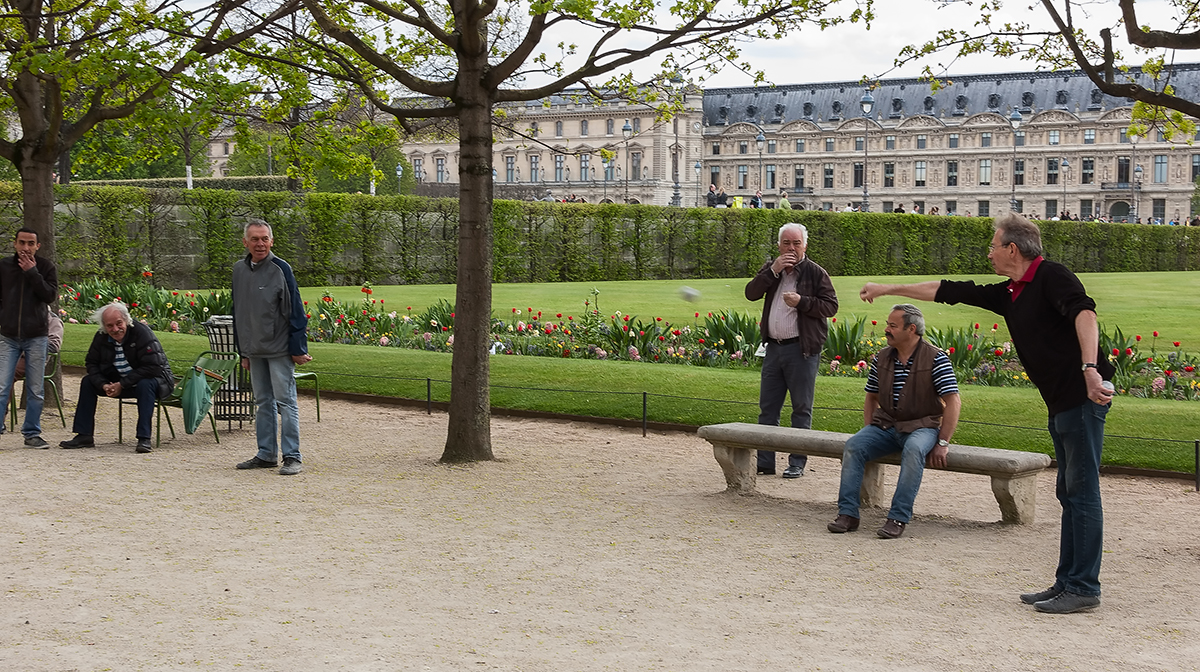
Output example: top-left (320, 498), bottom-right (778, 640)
top-left (0, 228), bottom-right (58, 448)
top-left (231, 220), bottom-right (312, 476)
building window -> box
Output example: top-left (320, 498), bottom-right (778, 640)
top-left (1042, 199), bottom-right (1056, 218)
top-left (855, 136), bottom-right (864, 151)
top-left (1012, 199), bottom-right (1023, 213)
top-left (413, 158), bottom-right (423, 181)
top-left (1015, 131), bottom-right (1025, 147)
top-left (606, 119), bottom-right (614, 135)
top-left (555, 121), bottom-right (563, 137)
top-left (794, 166), bottom-right (805, 189)
top-left (946, 200), bottom-right (957, 215)
top-left (767, 140), bottom-right (777, 154)
top-left (825, 138), bottom-right (835, 152)
top-left (884, 162), bottom-right (895, 187)
top-left (1117, 156), bottom-right (1130, 184)
top-left (436, 157), bottom-right (446, 183)
top-left (1154, 155), bottom-right (1168, 183)
top-left (949, 133), bottom-right (959, 149)
top-left (1119, 129), bottom-right (1129, 143)
top-left (580, 120), bottom-right (588, 137)
top-left (979, 159), bottom-right (992, 186)
top-left (946, 160), bottom-right (958, 187)
top-left (632, 118), bottom-right (641, 133)
top-left (981, 132), bottom-right (992, 147)
top-left (796, 139), bottom-right (805, 153)
top-left (631, 152), bottom-right (642, 180)
top-left (1046, 158), bottom-right (1059, 185)
top-left (886, 135), bottom-right (895, 150)
top-left (580, 153), bottom-right (591, 180)
top-left (1049, 130), bottom-right (1060, 145)
top-left (1158, 129), bottom-right (1167, 142)
top-left (978, 201), bottom-right (990, 217)
top-left (712, 142), bottom-right (720, 155)
top-left (1193, 155), bottom-right (1200, 181)
top-left (766, 165), bottom-right (776, 189)
top-left (739, 141), bottom-right (748, 154)
top-left (709, 166), bottom-right (719, 188)
top-left (529, 155), bottom-right (540, 181)
top-left (223, 142), bottom-right (230, 155)
top-left (505, 156), bottom-right (515, 182)
top-left (1153, 199), bottom-right (1166, 220)
top-left (1084, 129), bottom-right (1095, 144)
top-left (853, 162), bottom-right (864, 188)
top-left (531, 122), bottom-right (539, 138)
top-left (554, 154), bottom-right (564, 181)
top-left (915, 161), bottom-right (926, 187)
top-left (1080, 199), bottom-right (1094, 217)
top-left (881, 201), bottom-right (893, 213)
top-left (1081, 158), bottom-right (1094, 184)
top-left (917, 135), bottom-right (927, 149)
top-left (1014, 159), bottom-right (1024, 186)
top-left (735, 165), bottom-right (747, 189)
top-left (823, 163), bottom-right (834, 188)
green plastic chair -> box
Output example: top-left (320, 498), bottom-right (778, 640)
top-left (139, 351), bottom-right (238, 447)
top-left (293, 370), bottom-right (320, 422)
top-left (9, 350), bottom-right (66, 429)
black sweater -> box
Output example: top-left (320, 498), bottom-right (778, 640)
top-left (935, 259), bottom-right (1113, 415)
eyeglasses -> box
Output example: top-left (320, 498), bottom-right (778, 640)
top-left (988, 242), bottom-right (1013, 253)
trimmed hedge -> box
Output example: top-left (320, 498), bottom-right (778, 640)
top-left (2, 183), bottom-right (1197, 288)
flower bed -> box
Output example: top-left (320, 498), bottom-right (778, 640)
top-left (59, 282), bottom-right (1200, 401)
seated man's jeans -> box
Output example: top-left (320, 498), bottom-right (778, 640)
top-left (1047, 401), bottom-right (1108, 597)
top-left (249, 356), bottom-right (301, 463)
top-left (73, 377), bottom-right (158, 440)
top-left (837, 425), bottom-right (939, 523)
top-left (0, 335), bottom-right (48, 437)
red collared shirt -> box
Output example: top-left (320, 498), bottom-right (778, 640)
top-left (1008, 256), bottom-right (1044, 301)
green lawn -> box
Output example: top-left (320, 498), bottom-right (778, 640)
top-left (59, 322), bottom-right (1200, 474)
top-left (307, 270), bottom-right (1200, 347)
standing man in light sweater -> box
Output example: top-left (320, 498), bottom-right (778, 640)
top-left (232, 220), bottom-right (312, 476)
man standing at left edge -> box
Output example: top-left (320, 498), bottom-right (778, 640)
top-left (0, 228), bottom-right (58, 447)
top-left (232, 220), bottom-right (312, 476)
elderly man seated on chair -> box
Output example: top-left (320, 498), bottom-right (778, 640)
top-left (60, 302), bottom-right (175, 454)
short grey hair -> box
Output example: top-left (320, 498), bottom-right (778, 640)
top-left (993, 213), bottom-right (1043, 260)
top-left (892, 303), bottom-right (925, 336)
top-left (92, 301), bottom-right (133, 332)
top-left (244, 218), bottom-right (273, 239)
top-left (778, 223), bottom-right (808, 245)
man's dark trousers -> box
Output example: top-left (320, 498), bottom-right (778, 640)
top-left (757, 341), bottom-right (820, 471)
top-left (73, 377), bottom-right (158, 440)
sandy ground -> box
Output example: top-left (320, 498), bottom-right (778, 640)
top-left (1, 374), bottom-right (1198, 672)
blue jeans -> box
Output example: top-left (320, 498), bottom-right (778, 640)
top-left (757, 343), bottom-right (819, 470)
top-left (837, 425), bottom-right (939, 523)
top-left (249, 356), bottom-right (301, 463)
top-left (0, 335), bottom-right (48, 437)
top-left (73, 377), bottom-right (158, 440)
top-left (1047, 401), bottom-right (1108, 597)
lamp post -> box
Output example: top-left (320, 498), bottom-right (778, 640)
top-left (622, 119), bottom-right (633, 203)
top-left (694, 160), bottom-right (702, 207)
top-left (1129, 131), bottom-right (1140, 222)
top-left (1009, 109), bottom-right (1022, 213)
top-left (1059, 157), bottom-right (1069, 217)
top-left (755, 129), bottom-right (765, 202)
top-left (601, 158), bottom-right (609, 202)
top-left (860, 90), bottom-right (874, 212)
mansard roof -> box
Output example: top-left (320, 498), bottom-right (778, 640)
top-left (701, 64), bottom-right (1200, 128)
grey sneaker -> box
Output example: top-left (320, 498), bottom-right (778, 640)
top-left (1020, 586), bottom-right (1063, 605)
top-left (23, 435), bottom-right (49, 449)
top-left (279, 458), bottom-right (303, 476)
top-left (236, 456), bottom-right (278, 470)
top-left (1034, 591), bottom-right (1100, 614)
top-left (135, 438), bottom-right (153, 454)
top-left (782, 465), bottom-right (804, 479)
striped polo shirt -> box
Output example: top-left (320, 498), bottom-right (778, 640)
top-left (865, 348), bottom-right (959, 406)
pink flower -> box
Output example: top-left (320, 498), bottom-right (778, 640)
top-left (380, 336), bottom-right (390, 346)
top-left (169, 321), bottom-right (179, 332)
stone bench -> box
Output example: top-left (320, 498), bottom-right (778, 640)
top-left (696, 422), bottom-right (1052, 524)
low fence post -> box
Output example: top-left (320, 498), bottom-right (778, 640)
top-left (642, 392), bottom-right (648, 438)
top-left (1194, 440), bottom-right (1198, 492)
top-left (427, 378), bottom-right (432, 415)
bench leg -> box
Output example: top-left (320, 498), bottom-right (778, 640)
top-left (991, 473), bottom-right (1039, 525)
top-left (712, 444), bottom-right (756, 492)
top-left (860, 462), bottom-right (886, 508)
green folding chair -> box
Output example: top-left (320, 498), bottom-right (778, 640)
top-left (9, 350), bottom-right (65, 429)
top-left (293, 370), bottom-right (320, 422)
top-left (151, 351), bottom-right (239, 447)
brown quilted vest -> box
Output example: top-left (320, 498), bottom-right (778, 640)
top-left (871, 339), bottom-right (945, 433)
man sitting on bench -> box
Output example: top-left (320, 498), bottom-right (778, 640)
top-left (827, 304), bottom-right (961, 539)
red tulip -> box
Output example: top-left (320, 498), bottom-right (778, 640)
top-left (1125, 348), bottom-right (1133, 356)
top-left (1135, 335), bottom-right (1142, 341)
top-left (974, 323), bottom-right (980, 329)
top-left (871, 320), bottom-right (877, 325)
top-left (948, 347), bottom-right (955, 354)
top-left (1153, 331), bottom-right (1159, 337)
top-left (992, 323), bottom-right (999, 330)
top-left (994, 348), bottom-right (1003, 356)
top-left (1112, 348), bottom-right (1119, 356)
top-left (556, 313), bottom-right (562, 318)
top-left (1173, 341), bottom-right (1181, 347)
top-left (832, 317), bottom-right (837, 323)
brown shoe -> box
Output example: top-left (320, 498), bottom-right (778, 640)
top-left (877, 519), bottom-right (907, 539)
top-left (827, 514), bottom-right (860, 533)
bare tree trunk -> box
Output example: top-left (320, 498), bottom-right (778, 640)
top-left (440, 76), bottom-right (495, 463)
top-left (21, 159), bottom-right (57, 264)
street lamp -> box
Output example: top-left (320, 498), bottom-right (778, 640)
top-left (1009, 109), bottom-right (1022, 213)
top-left (860, 90), bottom-right (874, 212)
top-left (694, 160), bottom-right (702, 207)
top-left (601, 157), bottom-right (609, 202)
top-left (622, 119), bottom-right (633, 203)
top-left (1129, 131), bottom-right (1140, 222)
top-left (1059, 158), bottom-right (1069, 217)
top-left (755, 129), bottom-right (765, 203)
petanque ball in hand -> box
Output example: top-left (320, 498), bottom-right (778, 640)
top-left (678, 286), bottom-right (701, 302)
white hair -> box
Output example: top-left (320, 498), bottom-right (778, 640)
top-left (778, 223), bottom-right (808, 245)
top-left (92, 301), bottom-right (132, 332)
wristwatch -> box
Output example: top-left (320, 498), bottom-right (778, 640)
top-left (1081, 362), bottom-right (1098, 371)
top-left (937, 439), bottom-right (949, 447)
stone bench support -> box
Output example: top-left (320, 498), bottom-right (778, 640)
top-left (698, 422), bottom-right (1051, 524)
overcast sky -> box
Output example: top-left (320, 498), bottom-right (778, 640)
top-left (698, 0), bottom-right (1180, 88)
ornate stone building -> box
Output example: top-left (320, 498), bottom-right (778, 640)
top-left (702, 64), bottom-right (1200, 221)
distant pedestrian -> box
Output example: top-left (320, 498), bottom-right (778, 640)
top-left (0, 228), bottom-right (57, 448)
top-left (778, 191), bottom-right (792, 210)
